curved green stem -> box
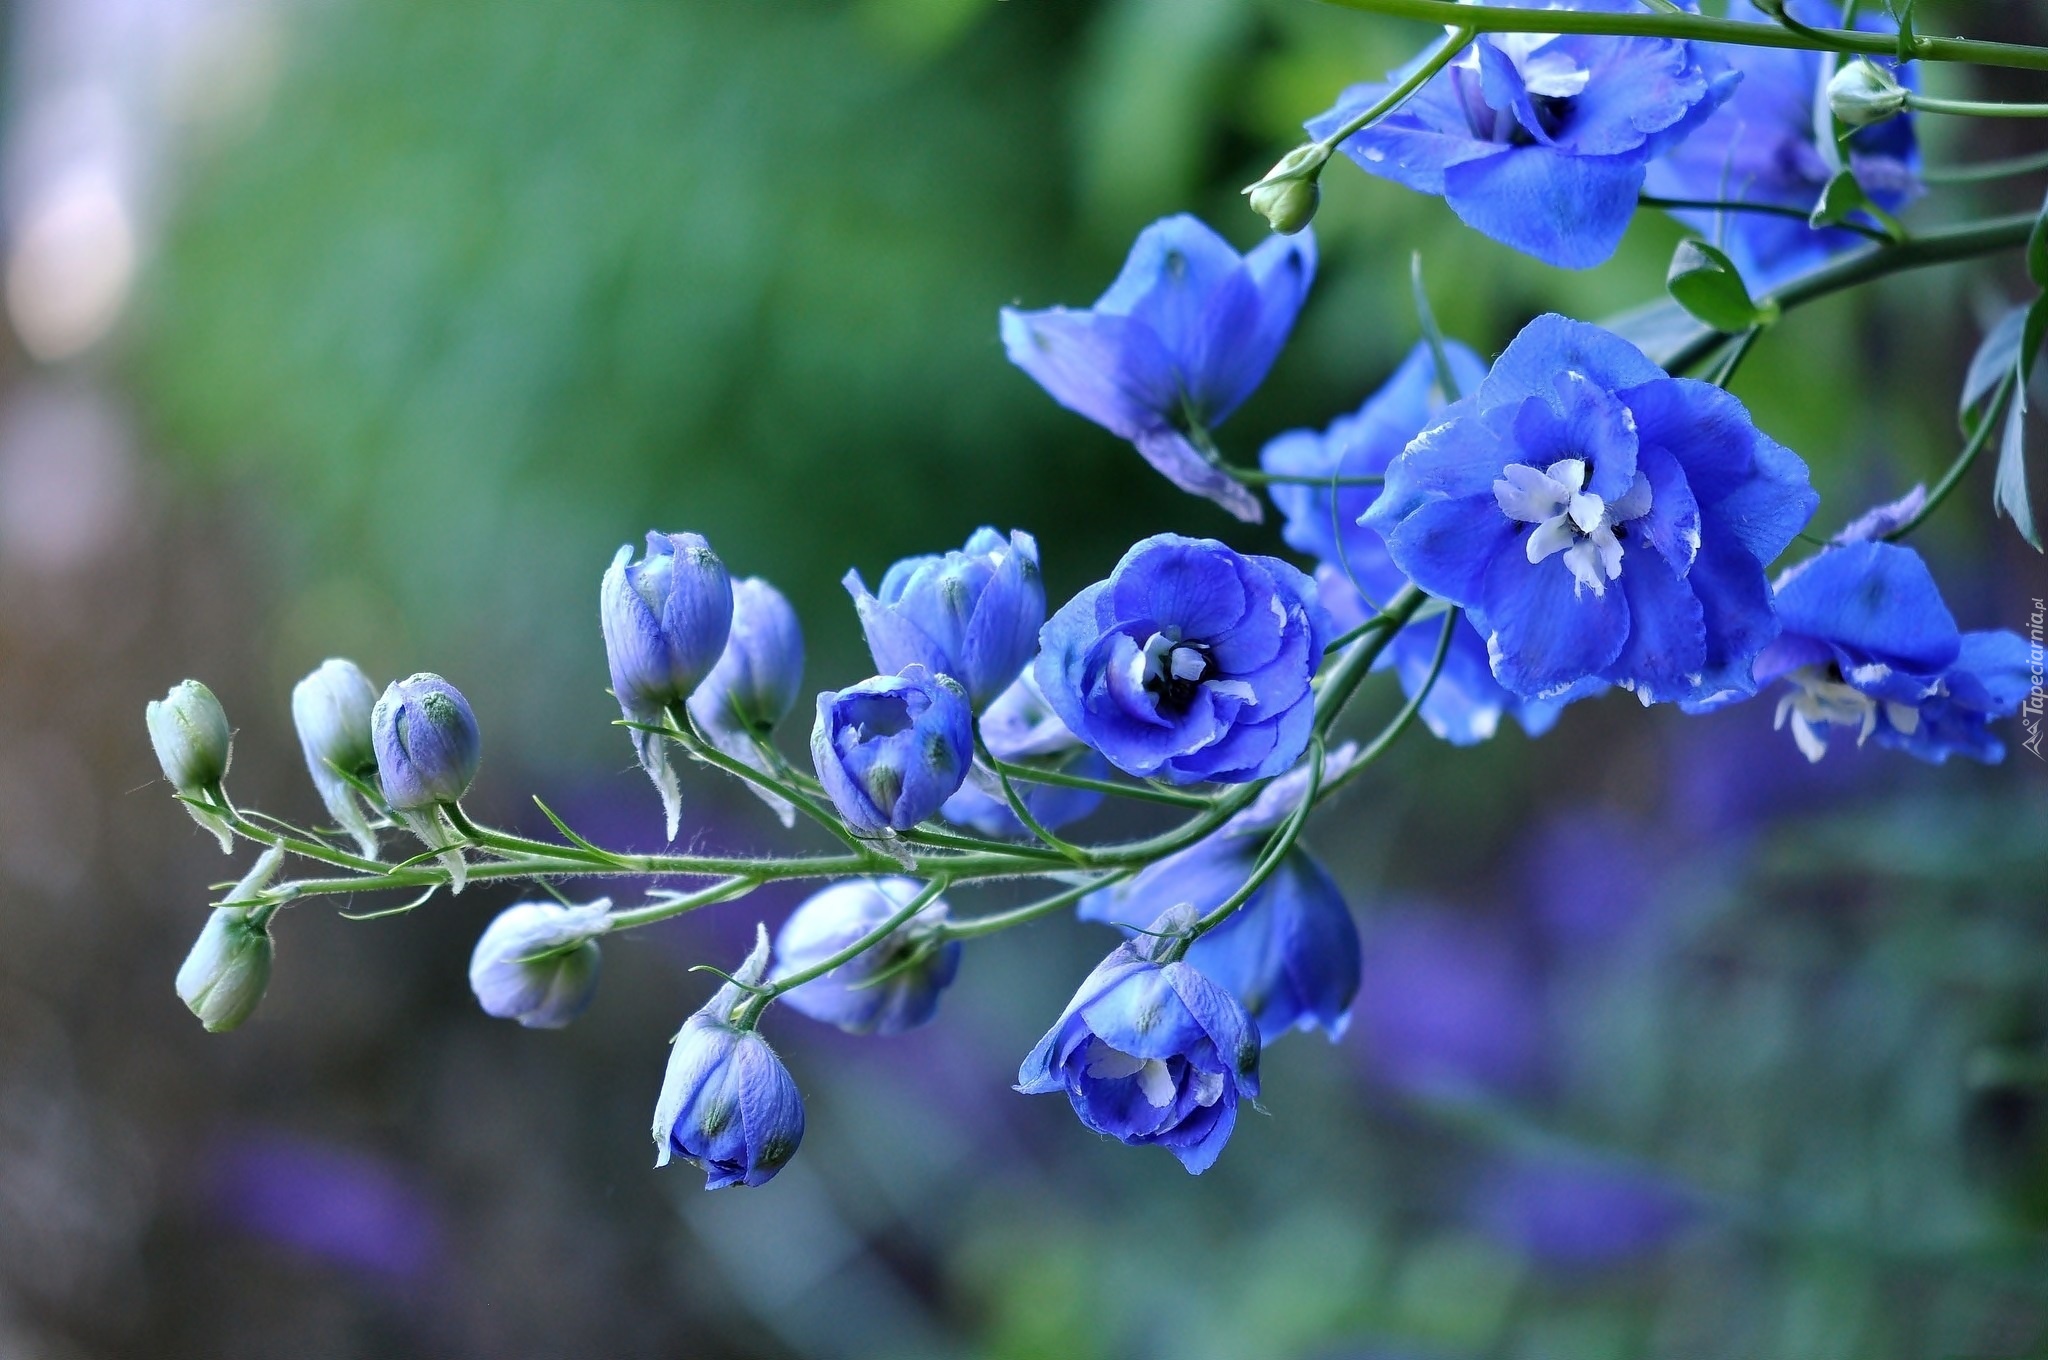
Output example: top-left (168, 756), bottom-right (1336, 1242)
top-left (973, 733), bottom-right (1091, 863)
top-left (1183, 737), bottom-right (1325, 946)
top-left (606, 875), bottom-right (761, 930)
top-left (1318, 0), bottom-right (2048, 73)
top-left (1665, 211), bottom-right (2039, 374)
top-left (1223, 465), bottom-right (1385, 488)
top-left (1922, 147), bottom-right (2048, 185)
top-left (943, 871), bottom-right (1132, 940)
top-left (1882, 370), bottom-right (2017, 542)
top-left (1638, 193), bottom-right (1890, 244)
top-left (1319, 605), bottom-right (1459, 800)
top-left (1316, 25), bottom-right (1475, 149)
top-left (735, 876), bottom-right (952, 1027)
top-left (986, 757), bottom-right (1213, 810)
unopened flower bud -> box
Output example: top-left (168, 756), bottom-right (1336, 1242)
top-left (147, 679), bottom-right (231, 794)
top-left (652, 925), bottom-right (806, 1188)
top-left (371, 673), bottom-right (480, 810)
top-left (773, 878), bottom-right (959, 1035)
top-left (811, 666), bottom-right (973, 835)
top-left (469, 900), bottom-right (610, 1029)
top-left (292, 659), bottom-right (381, 856)
top-left (1243, 143), bottom-right (1329, 235)
top-left (602, 531), bottom-right (736, 839)
top-left (176, 846), bottom-right (283, 1032)
top-left (1827, 61), bottom-right (1908, 128)
top-left (688, 577), bottom-right (805, 736)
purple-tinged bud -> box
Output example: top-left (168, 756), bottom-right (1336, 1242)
top-left (371, 673), bottom-right (480, 810)
top-left (652, 925), bottom-right (806, 1188)
top-left (810, 665), bottom-right (972, 835)
top-left (602, 531), bottom-right (734, 715)
top-left (468, 900), bottom-right (610, 1029)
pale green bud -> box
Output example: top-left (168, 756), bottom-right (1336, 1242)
top-left (1243, 144), bottom-right (1329, 236)
top-left (176, 847), bottom-right (283, 1032)
top-left (146, 679), bottom-right (231, 793)
top-left (1827, 61), bottom-right (1908, 128)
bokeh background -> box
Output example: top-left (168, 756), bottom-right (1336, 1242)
top-left (2, 0), bottom-right (2046, 1356)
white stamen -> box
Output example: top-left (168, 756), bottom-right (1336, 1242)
top-left (1494, 458), bottom-right (1654, 598)
top-left (1775, 664), bottom-right (1884, 763)
top-left (1083, 1039), bottom-right (1178, 1108)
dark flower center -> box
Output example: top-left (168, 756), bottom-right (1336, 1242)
top-left (1140, 630), bottom-right (1213, 713)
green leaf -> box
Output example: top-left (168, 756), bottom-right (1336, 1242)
top-left (1809, 170), bottom-right (1870, 229)
top-left (1409, 252), bottom-right (1461, 402)
top-left (1994, 294), bottom-right (2048, 551)
top-left (1886, 0), bottom-right (1916, 59)
top-left (1961, 304), bottom-right (2027, 422)
top-left (1666, 240), bottom-right (1779, 333)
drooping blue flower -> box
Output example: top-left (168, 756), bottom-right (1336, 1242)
top-left (467, 899), bottom-right (610, 1030)
top-left (1645, 0), bottom-right (1920, 291)
top-left (811, 665), bottom-right (974, 835)
top-left (773, 878), bottom-right (961, 1035)
top-left (1017, 905), bottom-right (1261, 1174)
top-left (601, 531), bottom-right (735, 839)
top-left (1309, 3), bottom-right (1737, 269)
top-left (941, 668), bottom-right (1109, 837)
top-left (1080, 832), bottom-right (1359, 1044)
top-left (292, 659), bottom-right (382, 857)
top-left (1037, 534), bottom-right (1331, 784)
top-left (1001, 214), bottom-right (1315, 522)
top-left (844, 529), bottom-right (1044, 710)
top-left (371, 673), bottom-right (481, 810)
top-left (1733, 538), bottom-right (2027, 763)
top-left (1263, 340), bottom-right (1601, 743)
top-left (686, 577), bottom-right (806, 828)
top-left (1363, 315), bottom-right (1817, 704)
top-left (652, 926), bottom-right (805, 1189)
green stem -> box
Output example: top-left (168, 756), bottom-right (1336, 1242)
top-left (1665, 211), bottom-right (2039, 374)
top-left (986, 758), bottom-right (1213, 810)
top-left (943, 871), bottom-right (1131, 940)
top-left (1319, 606), bottom-right (1458, 800)
top-left (973, 733), bottom-right (1091, 863)
top-left (1637, 193), bottom-right (1890, 244)
top-left (1317, 0), bottom-right (2048, 73)
top-left (1181, 738), bottom-right (1326, 946)
top-left (1922, 147), bottom-right (2048, 184)
top-left (1709, 326), bottom-right (1764, 389)
top-left (1882, 370), bottom-right (2017, 542)
top-left (1313, 584), bottom-right (1428, 741)
top-left (1317, 25), bottom-right (1476, 148)
top-left (1909, 93), bottom-right (2048, 120)
top-left (736, 876), bottom-right (952, 1026)
top-left (606, 875), bottom-right (761, 930)
top-left (1222, 465), bottom-right (1385, 487)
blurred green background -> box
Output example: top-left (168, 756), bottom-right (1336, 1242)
top-left (1, 0), bottom-right (2045, 1356)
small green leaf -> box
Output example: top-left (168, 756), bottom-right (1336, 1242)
top-left (1809, 170), bottom-right (1871, 229)
top-left (2026, 187), bottom-right (2048, 290)
top-left (1666, 240), bottom-right (1778, 333)
top-left (1994, 293), bottom-right (2048, 551)
top-left (1961, 304), bottom-right (2027, 422)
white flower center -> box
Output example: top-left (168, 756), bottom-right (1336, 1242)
top-left (1773, 664), bottom-right (1924, 762)
top-left (1084, 1039), bottom-right (1178, 1107)
top-left (1493, 457), bottom-right (1654, 598)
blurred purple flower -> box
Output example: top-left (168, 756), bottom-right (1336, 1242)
top-left (1518, 809), bottom-right (1664, 950)
top-left (1351, 908), bottom-right (1546, 1098)
top-left (205, 1130), bottom-right (441, 1280)
top-left (1470, 1154), bottom-right (1696, 1270)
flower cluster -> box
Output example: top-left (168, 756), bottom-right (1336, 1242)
top-left (145, 0), bottom-right (2043, 1201)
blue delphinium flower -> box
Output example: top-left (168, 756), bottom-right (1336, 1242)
top-left (292, 659), bottom-right (382, 858)
top-left (687, 577), bottom-right (806, 828)
top-left (1645, 0), bottom-right (1919, 291)
top-left (1735, 538), bottom-right (2028, 763)
top-left (1001, 214), bottom-right (1315, 522)
top-left (601, 531), bottom-right (735, 840)
top-left (811, 665), bottom-right (974, 835)
top-left (941, 668), bottom-right (1108, 837)
top-left (371, 673), bottom-right (481, 810)
top-left (773, 878), bottom-right (961, 1035)
top-left (1309, 2), bottom-right (1737, 269)
top-left (1080, 833), bottom-right (1359, 1044)
top-left (1363, 315), bottom-right (1817, 703)
top-left (652, 926), bottom-right (805, 1189)
top-left (1017, 905), bottom-right (1260, 1174)
top-left (468, 899), bottom-right (610, 1030)
top-left (1037, 534), bottom-right (1331, 784)
top-left (1263, 340), bottom-right (1600, 743)
top-left (844, 529), bottom-right (1045, 710)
